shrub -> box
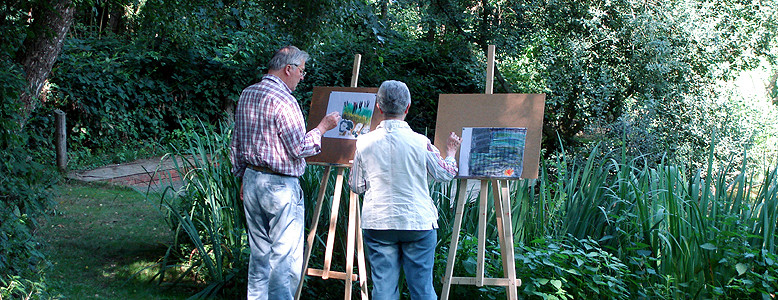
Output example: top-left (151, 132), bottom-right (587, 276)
top-left (516, 236), bottom-right (631, 299)
top-left (0, 58), bottom-right (57, 299)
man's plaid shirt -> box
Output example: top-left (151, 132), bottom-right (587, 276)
top-left (230, 75), bottom-right (322, 177)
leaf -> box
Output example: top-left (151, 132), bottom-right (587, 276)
top-left (551, 279), bottom-right (562, 290)
top-left (463, 256), bottom-right (477, 275)
top-left (735, 263), bottom-right (748, 276)
top-left (700, 243), bottom-right (717, 251)
top-left (636, 250), bottom-right (652, 257)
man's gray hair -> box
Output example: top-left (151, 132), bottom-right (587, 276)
top-left (377, 80), bottom-right (411, 116)
top-left (268, 46), bottom-right (310, 70)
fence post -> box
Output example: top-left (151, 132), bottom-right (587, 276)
top-left (54, 109), bottom-right (67, 172)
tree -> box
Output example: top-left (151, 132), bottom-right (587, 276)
top-left (13, 0), bottom-right (75, 127)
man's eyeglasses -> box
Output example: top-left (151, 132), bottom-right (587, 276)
top-left (290, 64), bottom-right (306, 77)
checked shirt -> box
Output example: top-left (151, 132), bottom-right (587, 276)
top-left (230, 74), bottom-right (322, 178)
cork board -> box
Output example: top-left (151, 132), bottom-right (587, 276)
top-left (306, 86), bottom-right (379, 165)
top-left (433, 94), bottom-right (546, 179)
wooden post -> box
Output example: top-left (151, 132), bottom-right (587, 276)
top-left (351, 54), bottom-right (362, 88)
top-left (54, 109), bottom-right (67, 172)
top-left (485, 45), bottom-right (495, 94)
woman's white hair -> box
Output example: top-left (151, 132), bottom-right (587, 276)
top-left (377, 80), bottom-right (411, 116)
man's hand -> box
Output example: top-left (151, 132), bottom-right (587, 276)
top-left (446, 132), bottom-right (462, 158)
top-left (316, 111), bottom-right (340, 134)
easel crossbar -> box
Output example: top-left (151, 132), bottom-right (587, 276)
top-left (449, 277), bottom-right (522, 287)
top-left (305, 268), bottom-right (358, 281)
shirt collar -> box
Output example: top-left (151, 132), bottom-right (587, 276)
top-left (263, 74), bottom-right (292, 93)
top-left (377, 119), bottom-right (410, 132)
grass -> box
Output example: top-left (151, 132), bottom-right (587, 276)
top-left (38, 180), bottom-right (198, 299)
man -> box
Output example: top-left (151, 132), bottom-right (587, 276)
top-left (230, 45), bottom-right (340, 300)
top-left (349, 80), bottom-right (461, 300)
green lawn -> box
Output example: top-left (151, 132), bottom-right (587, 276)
top-left (40, 180), bottom-right (196, 299)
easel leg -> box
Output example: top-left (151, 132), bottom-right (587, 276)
top-left (355, 199), bottom-right (369, 300)
top-left (441, 180), bottom-right (468, 299)
top-left (295, 166), bottom-right (370, 300)
top-left (323, 168), bottom-right (347, 279)
top-left (344, 192), bottom-right (358, 300)
top-left (491, 180), bottom-right (510, 296)
top-left (296, 166), bottom-right (333, 300)
top-left (499, 180), bottom-right (518, 300)
top-left (476, 180), bottom-right (489, 286)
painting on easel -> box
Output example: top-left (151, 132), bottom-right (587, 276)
top-left (306, 86), bottom-right (380, 165)
top-left (433, 93), bottom-right (545, 179)
top-left (459, 127), bottom-right (527, 178)
top-left (322, 91), bottom-right (376, 140)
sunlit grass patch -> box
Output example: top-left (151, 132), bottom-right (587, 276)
top-left (40, 180), bottom-right (197, 299)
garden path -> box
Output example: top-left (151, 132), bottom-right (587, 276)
top-left (67, 156), bottom-right (185, 193)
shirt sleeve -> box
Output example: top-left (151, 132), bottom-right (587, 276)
top-left (425, 141), bottom-right (458, 182)
top-left (276, 102), bottom-right (323, 159)
top-left (349, 149), bottom-right (367, 194)
top-left (229, 128), bottom-right (247, 177)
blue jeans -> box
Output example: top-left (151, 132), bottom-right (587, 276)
top-left (363, 229), bottom-right (438, 300)
top-left (242, 169), bottom-right (304, 300)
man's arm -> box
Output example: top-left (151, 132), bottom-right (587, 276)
top-left (277, 105), bottom-right (339, 159)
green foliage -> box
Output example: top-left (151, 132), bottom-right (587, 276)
top-left (33, 0), bottom-right (777, 172)
top-left (45, 28), bottom-right (267, 168)
top-left (530, 137), bottom-right (778, 297)
top-left (0, 202), bottom-right (50, 299)
top-left (516, 236), bottom-right (630, 299)
top-left (0, 0), bottom-right (41, 58)
top-left (0, 55), bottom-right (57, 299)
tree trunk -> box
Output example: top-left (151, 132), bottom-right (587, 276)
top-left (15, 0), bottom-right (75, 127)
top-left (379, 0), bottom-right (388, 20)
top-left (768, 70), bottom-right (778, 106)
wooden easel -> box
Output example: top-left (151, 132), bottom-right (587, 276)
top-left (295, 54), bottom-right (369, 300)
top-left (440, 46), bottom-right (521, 300)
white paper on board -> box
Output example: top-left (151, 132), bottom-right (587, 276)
top-left (323, 91), bottom-right (377, 140)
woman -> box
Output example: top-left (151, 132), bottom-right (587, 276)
top-left (349, 80), bottom-right (461, 300)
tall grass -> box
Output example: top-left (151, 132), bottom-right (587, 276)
top-left (153, 120), bottom-right (246, 298)
top-left (433, 137), bottom-right (778, 298)
top-left (554, 142), bottom-right (775, 297)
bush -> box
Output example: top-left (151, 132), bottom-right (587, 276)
top-left (0, 58), bottom-right (57, 299)
top-left (46, 30), bottom-right (267, 169)
top-left (516, 236), bottom-right (630, 299)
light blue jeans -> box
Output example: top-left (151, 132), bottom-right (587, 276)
top-left (242, 169), bottom-right (304, 300)
top-left (363, 229), bottom-right (438, 300)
